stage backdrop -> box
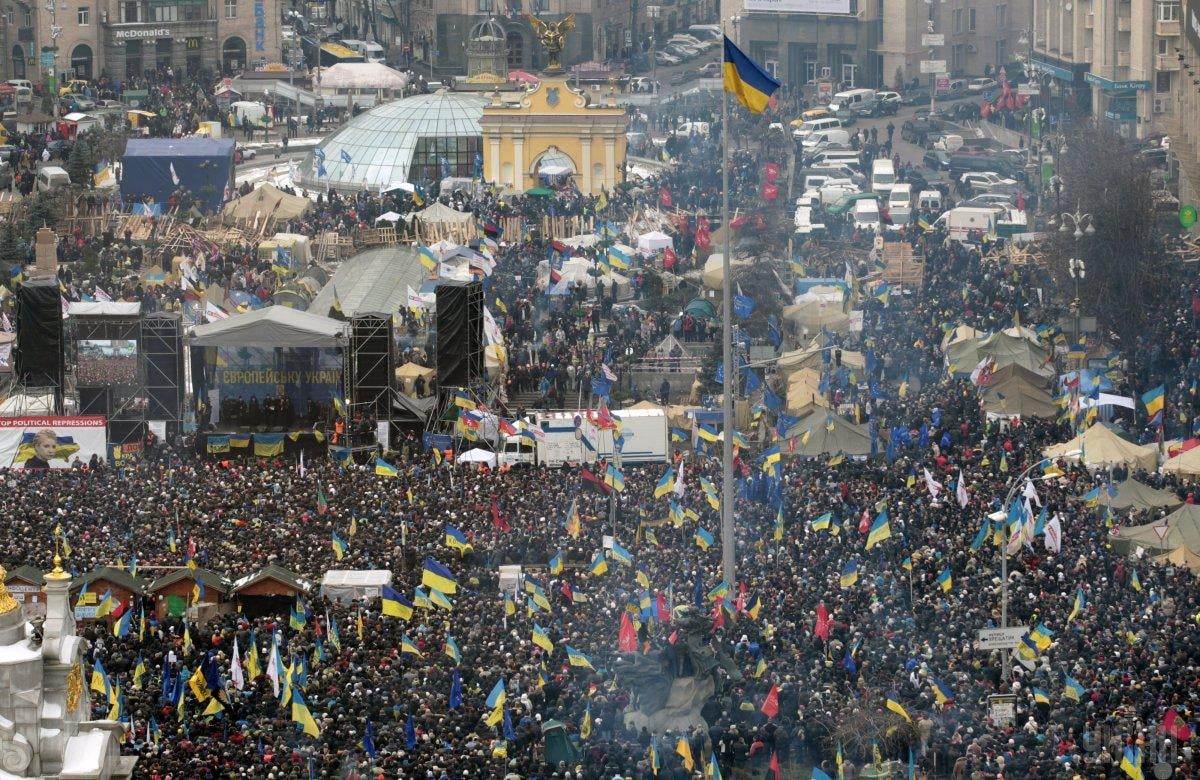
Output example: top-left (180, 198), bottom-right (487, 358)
top-left (0, 416), bottom-right (108, 469)
top-left (207, 346), bottom-right (342, 416)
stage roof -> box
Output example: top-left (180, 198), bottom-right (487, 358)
top-left (191, 305), bottom-right (348, 348)
top-left (310, 245), bottom-right (425, 319)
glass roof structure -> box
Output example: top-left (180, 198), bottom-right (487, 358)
top-left (297, 92), bottom-right (487, 193)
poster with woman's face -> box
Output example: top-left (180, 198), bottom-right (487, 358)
top-left (0, 417), bottom-right (106, 469)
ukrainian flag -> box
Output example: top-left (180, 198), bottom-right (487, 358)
top-left (381, 586), bottom-right (413, 619)
top-left (374, 458), bottom-right (398, 477)
top-left (697, 423), bottom-right (720, 443)
top-left (430, 589), bottom-right (454, 611)
top-left (840, 560), bottom-right (859, 588)
top-left (401, 635), bottom-right (422, 656)
top-left (606, 246), bottom-right (631, 271)
top-left (445, 525), bottom-right (474, 555)
top-left (1130, 569), bottom-right (1142, 592)
top-left (654, 466), bottom-right (676, 499)
top-left (610, 541), bottom-right (633, 567)
top-left (422, 557), bottom-right (458, 594)
top-left (936, 566), bottom-right (953, 592)
top-left (590, 550), bottom-right (608, 576)
top-left (486, 678), bottom-right (507, 709)
top-left (531, 624), bottom-right (554, 652)
top-left (811, 512), bottom-right (833, 532)
top-left (418, 245), bottom-right (438, 270)
top-left (700, 476), bottom-right (720, 509)
top-left (1142, 384), bottom-right (1165, 418)
top-left (1068, 587), bottom-right (1086, 622)
top-left (1063, 675), bottom-right (1084, 701)
top-left (331, 532), bottom-right (348, 561)
top-left (1030, 623), bottom-right (1055, 651)
top-left (886, 693), bottom-right (913, 722)
top-left (761, 444), bottom-right (781, 475)
top-left (695, 527), bottom-right (715, 550)
top-left (932, 677), bottom-right (954, 707)
top-left (865, 510), bottom-right (891, 550)
top-left (206, 435), bottom-right (231, 454)
top-left (1032, 687), bottom-right (1050, 705)
top-left (723, 35), bottom-right (781, 114)
top-left (1120, 745), bottom-right (1143, 780)
top-left (444, 636), bottom-right (461, 664)
top-left (566, 645), bottom-right (595, 670)
top-left (291, 690), bottom-right (320, 737)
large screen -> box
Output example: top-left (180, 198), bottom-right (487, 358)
top-left (0, 416), bottom-right (108, 469)
top-left (743, 0), bottom-right (851, 12)
top-left (77, 339), bottom-right (138, 386)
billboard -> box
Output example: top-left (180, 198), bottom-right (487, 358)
top-left (77, 339), bottom-right (138, 386)
top-left (1188, 0), bottom-right (1200, 56)
top-left (0, 416), bottom-right (108, 469)
top-left (744, 0), bottom-right (852, 12)
top-left (208, 346), bottom-right (342, 417)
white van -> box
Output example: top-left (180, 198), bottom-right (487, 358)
top-left (6, 80), bottom-right (32, 103)
top-left (888, 183), bottom-right (913, 224)
top-left (498, 435), bottom-right (536, 468)
top-left (688, 24), bottom-right (723, 40)
top-left (918, 190), bottom-right (944, 213)
top-left (828, 88), bottom-right (876, 114)
top-left (35, 166), bottom-right (71, 192)
top-left (871, 159), bottom-right (896, 195)
top-left (792, 116), bottom-right (841, 141)
top-left (852, 198), bottom-right (882, 232)
top-left (802, 128), bottom-right (851, 153)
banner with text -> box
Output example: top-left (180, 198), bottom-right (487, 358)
top-left (0, 416), bottom-right (108, 469)
top-left (208, 347), bottom-right (342, 413)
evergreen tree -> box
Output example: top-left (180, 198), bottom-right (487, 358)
top-left (66, 135), bottom-right (95, 186)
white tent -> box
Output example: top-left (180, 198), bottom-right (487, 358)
top-left (320, 570), bottom-right (394, 603)
top-left (375, 211), bottom-right (402, 223)
top-left (637, 230), bottom-right (673, 256)
top-left (318, 62), bottom-right (409, 91)
top-left (458, 448), bottom-right (497, 466)
top-left (191, 305), bottom-right (348, 348)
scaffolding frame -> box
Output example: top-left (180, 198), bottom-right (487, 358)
top-left (141, 313), bottom-right (184, 425)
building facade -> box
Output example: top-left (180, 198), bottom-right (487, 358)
top-left (1031, 0), bottom-right (1180, 137)
top-left (1168, 0), bottom-right (1200, 206)
top-left (0, 0), bottom-right (282, 84)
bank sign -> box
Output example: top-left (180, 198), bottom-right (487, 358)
top-left (254, 0), bottom-right (265, 51)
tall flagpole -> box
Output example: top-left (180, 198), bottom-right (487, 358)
top-left (719, 22), bottom-right (736, 588)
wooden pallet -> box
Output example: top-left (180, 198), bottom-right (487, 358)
top-left (879, 241), bottom-right (925, 287)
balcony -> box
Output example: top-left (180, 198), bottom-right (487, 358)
top-left (1116, 50), bottom-right (1131, 66)
top-left (1086, 12), bottom-right (1094, 27)
top-left (1157, 53), bottom-right (1181, 70)
top-left (1156, 18), bottom-right (1180, 36)
top-left (1117, 15), bottom-right (1131, 31)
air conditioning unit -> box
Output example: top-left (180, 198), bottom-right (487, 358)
top-left (966, 42), bottom-right (977, 52)
top-left (1153, 97), bottom-right (1166, 113)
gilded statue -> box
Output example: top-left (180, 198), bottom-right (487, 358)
top-left (525, 13), bottom-right (575, 74)
top-left (0, 566), bottom-right (17, 615)
top-left (66, 662), bottom-right (82, 713)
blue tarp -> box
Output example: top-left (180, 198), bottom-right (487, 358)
top-left (794, 277), bottom-right (851, 296)
top-left (121, 138), bottom-right (236, 212)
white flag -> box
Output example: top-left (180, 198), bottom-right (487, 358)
top-left (956, 470), bottom-right (969, 508)
top-left (298, 450), bottom-right (306, 478)
top-left (205, 300), bottom-right (230, 321)
top-left (1044, 514), bottom-right (1062, 554)
top-left (923, 467), bottom-right (943, 500)
top-left (94, 286), bottom-right (112, 302)
top-left (674, 458), bottom-right (686, 497)
top-left (265, 634), bottom-right (281, 698)
top-left (169, 162), bottom-right (180, 186)
top-left (1023, 478), bottom-right (1042, 507)
top-left (230, 635), bottom-right (245, 690)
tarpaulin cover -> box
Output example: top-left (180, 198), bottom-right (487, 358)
top-left (191, 305), bottom-right (348, 348)
top-left (121, 138), bottom-right (235, 212)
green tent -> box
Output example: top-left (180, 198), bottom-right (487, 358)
top-left (684, 297), bottom-right (717, 319)
top-left (526, 186), bottom-right (555, 197)
top-left (542, 719), bottom-right (581, 765)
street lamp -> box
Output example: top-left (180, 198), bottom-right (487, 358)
top-left (991, 449), bottom-right (1080, 680)
top-left (1050, 203), bottom-right (1095, 348)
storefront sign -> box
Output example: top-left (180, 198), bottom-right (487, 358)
top-left (1030, 58), bottom-right (1075, 82)
top-left (114, 27), bottom-right (172, 39)
top-left (1085, 72), bottom-right (1150, 91)
top-left (1105, 106), bottom-right (1136, 121)
top-left (254, 0), bottom-right (265, 52)
top-left (744, 0), bottom-right (851, 12)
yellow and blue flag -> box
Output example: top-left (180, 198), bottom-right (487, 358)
top-left (840, 560), bottom-right (859, 588)
top-left (1068, 587), bottom-right (1086, 622)
top-left (1032, 687), bottom-right (1050, 705)
top-left (811, 512), bottom-right (832, 532)
top-left (1063, 674), bottom-right (1084, 701)
top-left (590, 550), bottom-right (608, 576)
top-left (374, 458), bottom-right (397, 477)
top-left (401, 635), bottom-right (422, 656)
top-left (486, 678), bottom-right (507, 709)
top-left (445, 525), bottom-right (473, 555)
top-left (566, 646), bottom-right (596, 670)
top-left (331, 532), bottom-right (348, 561)
top-left (444, 636), bottom-right (461, 665)
top-left (654, 466), bottom-right (676, 499)
top-left (531, 624), bottom-right (554, 652)
top-left (1120, 745), bottom-right (1143, 780)
top-left (422, 557), bottom-right (458, 594)
top-left (932, 677), bottom-right (954, 707)
top-left (699, 476), bottom-right (720, 510)
top-left (865, 510), bottom-right (891, 549)
top-left (610, 541), bottom-right (633, 567)
top-left (695, 527), bottom-right (715, 551)
top-left (381, 586), bottom-right (413, 619)
top-left (430, 589), bottom-right (454, 611)
top-left (886, 693), bottom-right (912, 722)
top-left (605, 464), bottom-right (626, 492)
top-left (606, 246), bottom-right (631, 271)
top-left (936, 566), bottom-right (953, 592)
top-left (418, 245), bottom-right (437, 270)
top-left (1142, 385), bottom-right (1165, 422)
top-left (549, 550), bottom-right (564, 575)
top-left (291, 690), bottom-right (320, 737)
top-left (723, 35), bottom-right (781, 114)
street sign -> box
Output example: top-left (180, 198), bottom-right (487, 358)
top-left (935, 76), bottom-right (951, 93)
top-left (989, 694), bottom-right (1017, 725)
top-left (39, 51), bottom-right (54, 68)
top-left (1017, 84), bottom-right (1040, 96)
top-left (976, 626), bottom-right (1028, 650)
top-left (921, 33), bottom-right (945, 47)
top-left (920, 60), bottom-right (947, 74)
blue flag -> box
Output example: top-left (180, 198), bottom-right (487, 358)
top-left (449, 669), bottom-right (463, 710)
top-left (406, 713), bottom-right (416, 749)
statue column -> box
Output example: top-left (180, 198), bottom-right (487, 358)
top-left (489, 134), bottom-right (501, 184)
top-left (580, 133), bottom-right (593, 194)
top-left (513, 133), bottom-right (525, 192)
top-left (604, 136), bottom-right (617, 191)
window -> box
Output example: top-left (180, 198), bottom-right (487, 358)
top-left (1159, 37), bottom-right (1169, 54)
top-left (5, 10), bottom-right (12, 27)
top-left (1157, 70), bottom-right (1172, 91)
top-left (22, 9), bottom-right (30, 27)
top-left (968, 8), bottom-right (976, 31)
top-left (997, 4), bottom-right (1007, 28)
top-left (953, 8), bottom-right (963, 33)
top-left (224, 0), bottom-right (236, 18)
top-left (121, 1), bottom-right (140, 23)
top-left (476, 0), bottom-right (491, 10)
top-left (76, 5), bottom-right (89, 24)
top-left (153, 5), bottom-right (177, 21)
top-left (952, 42), bottom-right (965, 71)
top-left (1157, 2), bottom-right (1179, 21)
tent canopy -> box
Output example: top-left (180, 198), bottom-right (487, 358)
top-left (417, 202), bottom-right (473, 225)
top-left (320, 569), bottom-right (393, 603)
top-left (1164, 444), bottom-right (1200, 478)
top-left (1113, 503), bottom-right (1200, 554)
top-left (191, 305), bottom-right (348, 348)
top-left (784, 412), bottom-right (871, 457)
top-left (458, 448), bottom-right (497, 465)
top-left (318, 62), bottom-right (408, 90)
top-left (1085, 479), bottom-right (1181, 511)
top-left (222, 183), bottom-right (312, 222)
top-left (786, 367), bottom-right (830, 412)
top-left (1153, 545), bottom-right (1200, 573)
top-left (981, 363), bottom-right (1056, 418)
top-left (1044, 424), bottom-right (1159, 471)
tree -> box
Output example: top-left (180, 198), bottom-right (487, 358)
top-left (66, 135), bottom-right (95, 186)
top-left (1046, 124), bottom-right (1170, 342)
top-left (0, 219), bottom-right (23, 275)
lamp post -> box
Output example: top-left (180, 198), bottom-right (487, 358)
top-left (990, 449), bottom-right (1079, 680)
top-left (1050, 202), bottom-right (1095, 350)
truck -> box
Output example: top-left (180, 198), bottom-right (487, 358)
top-left (933, 206), bottom-right (1002, 242)
top-left (498, 408), bottom-right (669, 468)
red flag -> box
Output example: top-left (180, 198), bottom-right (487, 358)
top-left (729, 214), bottom-right (749, 231)
top-left (618, 612), bottom-right (639, 653)
top-left (560, 581), bottom-right (574, 601)
top-left (659, 186), bottom-right (673, 208)
top-left (760, 684), bottom-right (780, 718)
top-left (668, 630), bottom-right (678, 645)
top-left (580, 468), bottom-right (612, 494)
top-left (763, 162), bottom-right (780, 183)
top-left (815, 602), bottom-right (831, 641)
top-left (1165, 709), bottom-right (1193, 741)
top-left (858, 509), bottom-right (871, 534)
top-left (735, 582), bottom-right (747, 614)
top-left (787, 437), bottom-right (796, 454)
top-left (762, 183), bottom-right (779, 202)
top-left (491, 501), bottom-right (512, 532)
top-left (711, 601), bottom-right (725, 630)
top-left (656, 592), bottom-right (670, 622)
top-left (187, 536), bottom-right (197, 560)
top-left (695, 229), bottom-right (711, 251)
top-left (663, 247), bottom-right (677, 269)
top-left (768, 751), bottom-right (782, 780)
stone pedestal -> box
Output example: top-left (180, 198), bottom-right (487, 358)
top-left (33, 228), bottom-right (57, 279)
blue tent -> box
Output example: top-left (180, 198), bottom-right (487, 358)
top-left (121, 138), bottom-right (235, 212)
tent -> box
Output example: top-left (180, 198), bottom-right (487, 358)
top-left (1163, 445), bottom-right (1200, 478)
top-left (782, 299), bottom-right (851, 333)
top-left (981, 363), bottom-right (1057, 418)
top-left (683, 298), bottom-right (717, 320)
top-left (786, 368), bottom-right (830, 411)
top-left (784, 412), bottom-right (872, 457)
top-left (636, 230), bottom-right (673, 256)
top-left (458, 448), bottom-right (497, 466)
top-left (1044, 423), bottom-right (1159, 471)
top-left (320, 570), bottom-right (393, 603)
top-left (191, 305), bottom-right (348, 349)
top-left (701, 253), bottom-right (753, 290)
top-left (395, 361), bottom-right (436, 396)
top-left (415, 202), bottom-right (474, 242)
top-left (1152, 545), bottom-right (1200, 573)
top-left (776, 340), bottom-right (865, 379)
top-left (223, 183), bottom-right (312, 223)
top-left (941, 324), bottom-right (982, 350)
top-left (122, 137), bottom-right (235, 212)
top-left (318, 62), bottom-right (408, 91)
top-left (1112, 504), bottom-right (1200, 555)
top-left (976, 331), bottom-right (1053, 377)
top-left (1086, 479), bottom-right (1181, 511)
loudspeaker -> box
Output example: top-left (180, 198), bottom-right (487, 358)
top-left (78, 386), bottom-right (111, 416)
top-left (350, 314), bottom-right (393, 417)
top-left (435, 280), bottom-right (483, 388)
top-left (15, 279), bottom-right (64, 393)
top-left (142, 313), bottom-right (183, 420)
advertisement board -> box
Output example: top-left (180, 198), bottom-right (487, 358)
top-left (208, 346), bottom-right (342, 416)
top-left (77, 339), bottom-right (138, 386)
top-left (0, 416), bottom-right (108, 469)
top-left (744, 0), bottom-right (851, 13)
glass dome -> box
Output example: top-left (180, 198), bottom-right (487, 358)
top-left (297, 91), bottom-right (488, 192)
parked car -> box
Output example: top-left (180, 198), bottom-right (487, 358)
top-left (962, 193), bottom-right (1018, 208)
top-left (699, 62), bottom-right (722, 77)
top-left (60, 93), bottom-right (95, 112)
top-left (234, 144), bottom-right (258, 163)
top-left (958, 171), bottom-right (1020, 198)
top-left (900, 88), bottom-right (931, 105)
top-left (669, 70), bottom-right (701, 86)
top-left (654, 51), bottom-right (681, 66)
top-left (922, 150), bottom-right (952, 170)
top-left (902, 116), bottom-right (948, 146)
top-left (967, 77), bottom-right (997, 93)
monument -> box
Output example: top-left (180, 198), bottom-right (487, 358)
top-left (0, 531), bottom-right (135, 779)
